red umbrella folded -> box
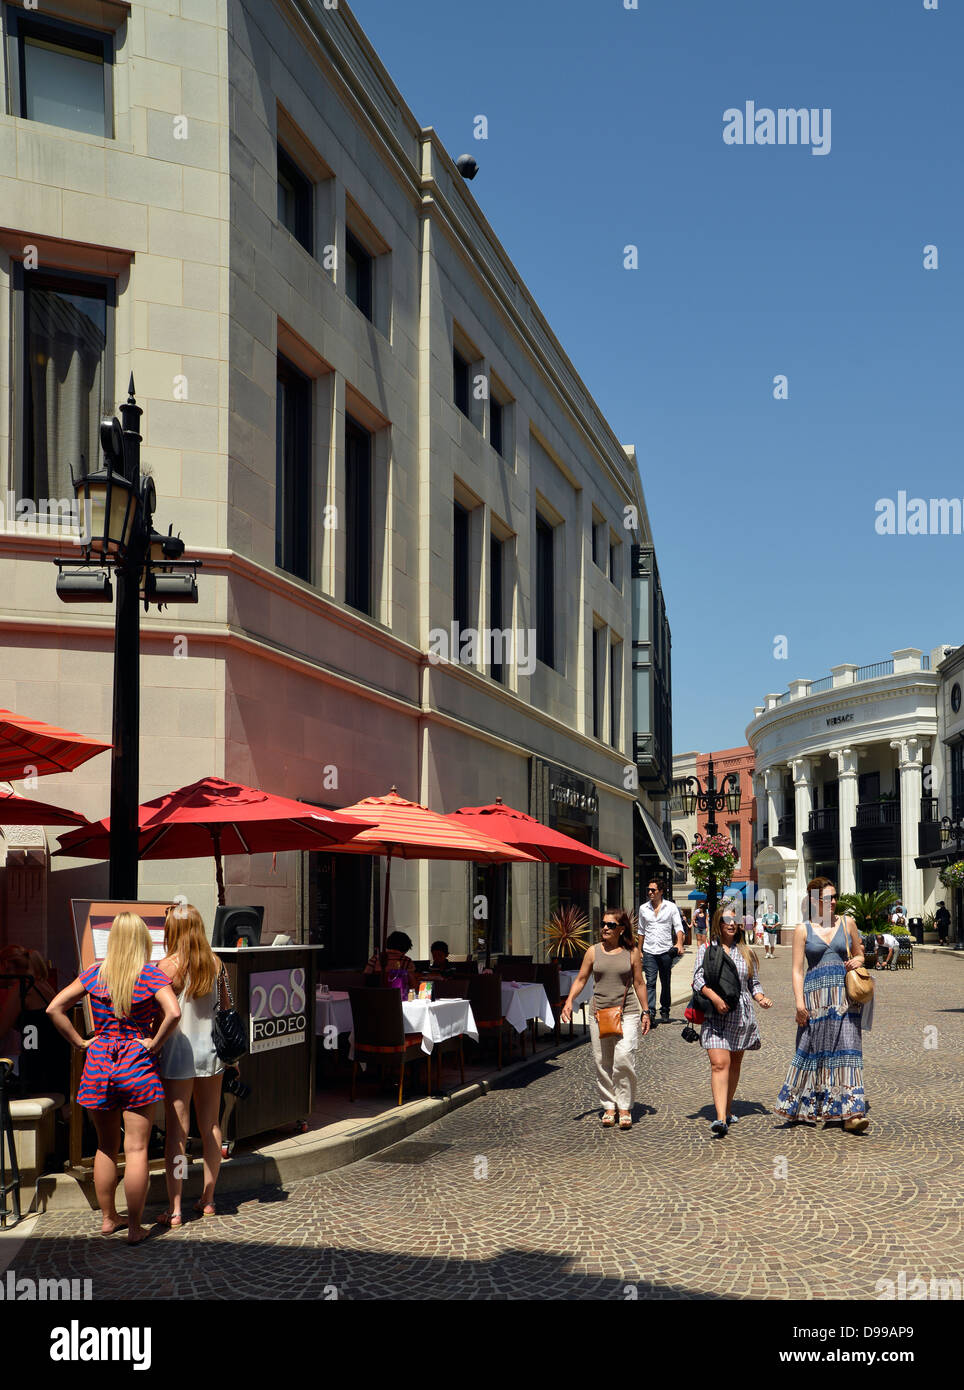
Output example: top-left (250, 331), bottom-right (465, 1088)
top-left (56, 776), bottom-right (376, 903)
top-left (0, 789), bottom-right (90, 827)
top-left (0, 709), bottom-right (110, 780)
top-left (447, 798), bottom-right (629, 869)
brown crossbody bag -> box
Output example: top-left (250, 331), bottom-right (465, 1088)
top-left (595, 954), bottom-right (633, 1038)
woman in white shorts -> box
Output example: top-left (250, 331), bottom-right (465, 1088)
top-left (157, 899), bottom-right (229, 1225)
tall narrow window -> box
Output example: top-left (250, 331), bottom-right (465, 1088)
top-left (19, 268), bottom-right (112, 504)
top-left (345, 415), bottom-right (373, 615)
top-left (453, 502), bottom-right (470, 642)
top-left (490, 397), bottom-right (504, 457)
top-left (592, 628), bottom-right (603, 739)
top-left (609, 537), bottom-right (620, 587)
top-left (275, 355), bottom-right (311, 582)
top-left (536, 515), bottom-right (554, 668)
top-left (453, 347), bottom-right (470, 418)
top-left (277, 145), bottom-right (313, 253)
top-left (610, 641), bottom-right (621, 745)
top-left (345, 230), bottom-right (373, 320)
top-left (490, 535), bottom-right (504, 683)
top-left (8, 11), bottom-right (113, 137)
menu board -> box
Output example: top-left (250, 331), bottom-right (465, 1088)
top-left (72, 900), bottom-right (172, 969)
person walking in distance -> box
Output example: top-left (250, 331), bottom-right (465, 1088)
top-left (693, 902), bottom-right (709, 949)
top-left (935, 901), bottom-right (950, 946)
top-left (638, 880), bottom-right (684, 1025)
top-left (692, 906), bottom-right (772, 1136)
top-left (561, 910), bottom-right (650, 1129)
top-left (761, 904), bottom-right (780, 959)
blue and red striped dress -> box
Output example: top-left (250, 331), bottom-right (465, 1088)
top-left (76, 962), bottom-right (169, 1110)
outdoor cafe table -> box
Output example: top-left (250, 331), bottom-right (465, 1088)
top-left (558, 968), bottom-right (592, 1013)
top-left (500, 980), bottom-right (555, 1034)
top-left (316, 990), bottom-right (479, 1056)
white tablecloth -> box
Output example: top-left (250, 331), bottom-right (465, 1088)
top-left (401, 999), bottom-right (478, 1055)
top-left (315, 990), bottom-right (353, 1037)
top-left (559, 969), bottom-right (592, 1012)
top-left (501, 981), bottom-right (554, 1033)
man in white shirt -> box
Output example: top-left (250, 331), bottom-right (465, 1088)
top-left (637, 879), bottom-right (684, 1025)
top-left (875, 932), bottom-right (898, 969)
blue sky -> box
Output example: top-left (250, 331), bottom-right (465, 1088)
top-left (350, 0), bottom-right (963, 754)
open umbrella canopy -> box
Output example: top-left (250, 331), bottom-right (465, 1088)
top-left (0, 709), bottom-right (110, 780)
top-left (327, 789), bottom-right (540, 863)
top-left (687, 891), bottom-right (708, 901)
top-left (55, 776), bottom-right (377, 903)
top-left (0, 788), bottom-right (90, 827)
top-left (446, 798), bottom-right (629, 868)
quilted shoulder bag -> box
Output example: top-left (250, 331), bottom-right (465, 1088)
top-left (595, 955), bottom-right (633, 1038)
top-left (212, 964), bottom-right (248, 1064)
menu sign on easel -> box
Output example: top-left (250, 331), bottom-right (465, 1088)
top-left (71, 900), bottom-right (172, 970)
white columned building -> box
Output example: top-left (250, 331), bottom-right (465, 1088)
top-left (748, 646), bottom-right (950, 924)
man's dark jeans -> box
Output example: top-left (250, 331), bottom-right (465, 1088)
top-left (644, 949), bottom-right (675, 1016)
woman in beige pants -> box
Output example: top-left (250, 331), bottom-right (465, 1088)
top-left (562, 911), bottom-right (650, 1129)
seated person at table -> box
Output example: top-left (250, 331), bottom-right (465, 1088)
top-left (364, 931), bottom-right (416, 988)
top-left (427, 941), bottom-right (459, 977)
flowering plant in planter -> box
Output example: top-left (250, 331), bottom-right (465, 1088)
top-left (939, 861), bottom-right (964, 890)
top-left (688, 833), bottom-right (736, 891)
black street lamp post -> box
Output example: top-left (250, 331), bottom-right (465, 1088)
top-left (678, 755), bottom-right (741, 921)
top-left (938, 816), bottom-right (964, 950)
top-left (55, 377), bottom-right (200, 899)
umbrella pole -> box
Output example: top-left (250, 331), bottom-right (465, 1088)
top-left (380, 847), bottom-right (393, 981)
top-left (211, 827), bottom-right (226, 907)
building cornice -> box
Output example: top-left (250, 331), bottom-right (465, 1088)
top-left (746, 675), bottom-right (939, 749)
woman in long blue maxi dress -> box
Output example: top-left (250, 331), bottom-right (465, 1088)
top-left (776, 879), bottom-right (869, 1132)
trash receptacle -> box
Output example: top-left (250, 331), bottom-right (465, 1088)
top-left (910, 916), bottom-right (924, 944)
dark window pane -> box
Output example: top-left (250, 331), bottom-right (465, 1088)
top-left (490, 535), bottom-right (504, 683)
top-left (593, 630), bottom-right (602, 739)
top-left (275, 356), bottom-right (311, 581)
top-left (453, 348), bottom-right (470, 418)
top-left (22, 29), bottom-right (107, 136)
top-left (536, 515), bottom-right (554, 667)
top-left (610, 644), bottom-right (618, 745)
top-left (345, 415), bottom-right (373, 614)
top-left (277, 145), bottom-right (313, 253)
top-left (490, 397), bottom-right (503, 456)
top-left (591, 523), bottom-right (599, 567)
top-left (345, 230), bottom-right (373, 320)
top-left (609, 541), bottom-right (618, 584)
top-left (453, 502), bottom-right (470, 639)
top-left (24, 273), bottom-right (108, 503)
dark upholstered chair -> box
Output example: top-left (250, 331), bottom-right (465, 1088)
top-left (347, 988), bottom-right (430, 1105)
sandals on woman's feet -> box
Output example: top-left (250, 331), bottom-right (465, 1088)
top-left (843, 1115), bottom-right (869, 1134)
top-left (156, 1210), bottom-right (182, 1228)
top-left (601, 1110), bottom-right (616, 1127)
top-left (618, 1112), bottom-right (632, 1130)
top-left (193, 1200), bottom-right (217, 1216)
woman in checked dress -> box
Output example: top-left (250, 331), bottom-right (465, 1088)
top-left (693, 906), bottom-right (772, 1136)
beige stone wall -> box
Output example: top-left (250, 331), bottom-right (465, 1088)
top-left (0, 0), bottom-right (663, 974)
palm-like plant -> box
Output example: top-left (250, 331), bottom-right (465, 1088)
top-left (835, 889), bottom-right (898, 933)
top-left (541, 904), bottom-right (591, 959)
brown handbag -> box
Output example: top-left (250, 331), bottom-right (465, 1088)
top-left (595, 957), bottom-right (633, 1038)
top-left (845, 965), bottom-right (874, 1005)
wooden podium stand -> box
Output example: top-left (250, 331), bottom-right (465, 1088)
top-left (216, 946), bottom-right (321, 1146)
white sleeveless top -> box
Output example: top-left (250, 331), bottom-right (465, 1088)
top-left (158, 969), bottom-right (223, 1079)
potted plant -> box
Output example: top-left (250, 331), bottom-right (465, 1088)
top-left (541, 905), bottom-right (591, 961)
top-left (687, 834), bottom-right (736, 899)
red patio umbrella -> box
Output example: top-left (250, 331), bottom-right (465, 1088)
top-left (0, 789), bottom-right (90, 827)
top-left (447, 798), bottom-right (629, 869)
top-left (55, 776), bottom-right (376, 904)
top-left (327, 788), bottom-right (539, 958)
top-left (0, 709), bottom-right (110, 781)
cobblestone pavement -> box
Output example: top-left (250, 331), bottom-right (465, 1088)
top-left (12, 952), bottom-right (964, 1299)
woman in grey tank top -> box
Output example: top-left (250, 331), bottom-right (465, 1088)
top-left (562, 910), bottom-right (650, 1129)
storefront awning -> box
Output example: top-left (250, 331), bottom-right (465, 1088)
top-left (634, 802), bottom-right (674, 870)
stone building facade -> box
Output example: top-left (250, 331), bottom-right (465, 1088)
top-left (0, 0), bottom-right (672, 971)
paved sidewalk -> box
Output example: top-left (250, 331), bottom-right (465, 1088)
top-left (12, 949), bottom-right (961, 1300)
